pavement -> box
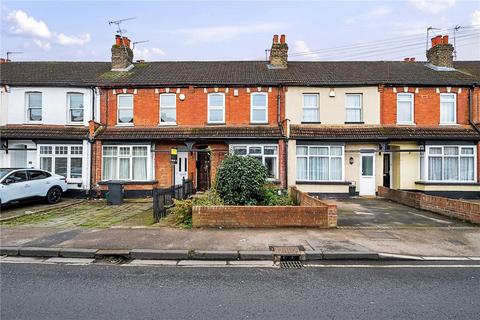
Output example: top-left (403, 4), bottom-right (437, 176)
top-left (1, 262), bottom-right (479, 320)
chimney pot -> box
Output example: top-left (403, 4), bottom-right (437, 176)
top-left (273, 34), bottom-right (279, 44)
top-left (404, 58), bottom-right (409, 62)
top-left (280, 34), bottom-right (286, 44)
top-left (410, 57), bottom-right (415, 62)
top-left (442, 35), bottom-right (449, 44)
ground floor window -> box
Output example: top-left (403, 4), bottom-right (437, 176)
top-left (102, 145), bottom-right (150, 181)
top-left (421, 145), bottom-right (476, 182)
top-left (230, 144), bottom-right (278, 179)
top-left (38, 144), bottom-right (83, 179)
top-left (296, 145), bottom-right (344, 181)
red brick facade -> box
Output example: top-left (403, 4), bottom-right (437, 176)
top-left (380, 86), bottom-right (470, 125)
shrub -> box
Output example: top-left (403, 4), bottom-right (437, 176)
top-left (215, 155), bottom-right (268, 205)
top-left (261, 184), bottom-right (293, 206)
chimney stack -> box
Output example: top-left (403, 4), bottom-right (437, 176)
top-left (111, 35), bottom-right (134, 71)
top-left (269, 34), bottom-right (288, 69)
top-left (426, 35), bottom-right (453, 68)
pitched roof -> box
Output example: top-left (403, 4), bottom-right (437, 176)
top-left (1, 60), bottom-right (477, 87)
top-left (96, 126), bottom-right (283, 140)
top-left (0, 125), bottom-right (88, 140)
top-left (454, 61), bottom-right (480, 81)
top-left (290, 125), bottom-right (480, 141)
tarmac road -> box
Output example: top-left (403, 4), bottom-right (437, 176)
top-left (1, 262), bottom-right (479, 320)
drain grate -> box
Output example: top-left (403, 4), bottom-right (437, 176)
top-left (280, 260), bottom-right (304, 269)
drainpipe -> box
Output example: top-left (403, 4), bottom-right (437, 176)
top-left (88, 87), bottom-right (96, 196)
top-left (277, 85), bottom-right (288, 188)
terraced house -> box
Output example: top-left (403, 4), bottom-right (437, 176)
top-left (1, 34), bottom-right (479, 199)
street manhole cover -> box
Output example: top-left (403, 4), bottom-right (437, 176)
top-left (362, 231), bottom-right (399, 240)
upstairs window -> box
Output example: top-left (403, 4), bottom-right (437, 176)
top-left (26, 92), bottom-right (42, 122)
top-left (251, 93), bottom-right (268, 123)
top-left (68, 93), bottom-right (84, 123)
top-left (160, 94), bottom-right (176, 124)
top-left (397, 93), bottom-right (414, 124)
top-left (345, 94), bottom-right (362, 123)
top-left (302, 94), bottom-right (319, 123)
top-left (117, 94), bottom-right (133, 125)
top-left (208, 93), bottom-right (225, 124)
top-left (440, 93), bottom-right (456, 124)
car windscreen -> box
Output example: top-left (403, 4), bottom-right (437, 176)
top-left (0, 169), bottom-right (14, 179)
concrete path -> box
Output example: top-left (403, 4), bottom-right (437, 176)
top-left (1, 225), bottom-right (479, 257)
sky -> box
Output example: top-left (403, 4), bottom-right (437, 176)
top-left (1, 0), bottom-right (479, 62)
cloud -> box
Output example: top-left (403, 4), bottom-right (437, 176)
top-left (33, 39), bottom-right (51, 51)
top-left (472, 10), bottom-right (480, 28)
top-left (292, 40), bottom-right (320, 60)
top-left (166, 22), bottom-right (287, 45)
top-left (345, 6), bottom-right (391, 25)
top-left (409, 0), bottom-right (456, 14)
top-left (55, 33), bottom-right (91, 46)
top-left (133, 47), bottom-right (167, 60)
top-left (6, 10), bottom-right (51, 38)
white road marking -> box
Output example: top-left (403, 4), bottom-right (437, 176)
top-left (378, 253), bottom-right (424, 260)
top-left (44, 257), bottom-right (95, 265)
top-left (421, 256), bottom-right (470, 261)
top-left (408, 212), bottom-right (451, 224)
top-left (354, 211), bottom-right (374, 215)
top-left (127, 259), bottom-right (178, 266)
top-left (306, 264), bottom-right (480, 268)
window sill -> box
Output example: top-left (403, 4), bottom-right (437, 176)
top-left (24, 121), bottom-right (42, 125)
top-left (115, 123), bottom-right (134, 127)
top-left (396, 122), bottom-right (416, 126)
top-left (98, 180), bottom-right (158, 185)
top-left (415, 181), bottom-right (480, 186)
top-left (439, 123), bottom-right (459, 126)
top-left (158, 123), bottom-right (177, 126)
top-left (301, 121), bottom-right (321, 124)
top-left (206, 122), bottom-right (226, 126)
top-left (296, 181), bottom-right (351, 185)
top-left (344, 121), bottom-right (364, 124)
top-left (66, 123), bottom-right (85, 126)
top-left (250, 122), bottom-right (269, 125)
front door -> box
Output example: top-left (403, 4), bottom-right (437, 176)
top-left (174, 152), bottom-right (188, 186)
top-left (196, 151), bottom-right (210, 191)
top-left (383, 154), bottom-right (391, 188)
top-left (359, 152), bottom-right (375, 196)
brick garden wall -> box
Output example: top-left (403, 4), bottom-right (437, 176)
top-left (192, 187), bottom-right (337, 228)
top-left (378, 186), bottom-right (480, 224)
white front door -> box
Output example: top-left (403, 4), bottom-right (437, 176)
top-left (359, 153), bottom-right (375, 196)
top-left (174, 152), bottom-right (188, 185)
top-left (11, 144), bottom-right (27, 168)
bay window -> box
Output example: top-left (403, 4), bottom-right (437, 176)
top-left (117, 94), bottom-right (134, 125)
top-left (302, 94), bottom-right (319, 123)
top-left (67, 93), bottom-right (84, 123)
top-left (440, 93), bottom-right (456, 124)
top-left (26, 92), bottom-right (42, 122)
top-left (102, 145), bottom-right (150, 181)
top-left (422, 146), bottom-right (476, 182)
top-left (251, 93), bottom-right (268, 123)
top-left (160, 93), bottom-right (176, 124)
top-left (296, 146), bottom-right (344, 181)
top-left (39, 145), bottom-right (83, 180)
top-left (397, 93), bottom-right (414, 124)
top-left (231, 145), bottom-right (278, 179)
top-left (208, 93), bottom-right (225, 123)
top-left (345, 94), bottom-right (362, 123)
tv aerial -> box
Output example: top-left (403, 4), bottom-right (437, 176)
top-left (108, 17), bottom-right (136, 54)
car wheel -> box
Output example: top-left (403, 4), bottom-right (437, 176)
top-left (46, 187), bottom-right (63, 204)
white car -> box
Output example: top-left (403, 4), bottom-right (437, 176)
top-left (0, 168), bottom-right (68, 205)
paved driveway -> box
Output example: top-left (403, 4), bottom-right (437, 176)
top-left (335, 198), bottom-right (471, 227)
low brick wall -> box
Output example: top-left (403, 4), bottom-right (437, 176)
top-left (378, 186), bottom-right (480, 224)
top-left (192, 187), bottom-right (337, 228)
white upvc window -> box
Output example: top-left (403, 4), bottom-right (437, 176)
top-left (345, 93), bottom-right (362, 123)
top-left (440, 93), bottom-right (457, 125)
top-left (117, 94), bottom-right (134, 125)
top-left (160, 93), bottom-right (176, 124)
top-left (230, 144), bottom-right (278, 179)
top-left (67, 92), bottom-right (84, 123)
top-left (102, 145), bottom-right (151, 181)
top-left (422, 145), bottom-right (476, 182)
top-left (38, 145), bottom-right (83, 180)
top-left (302, 93), bottom-right (319, 123)
top-left (397, 93), bottom-right (414, 124)
top-left (251, 92), bottom-right (268, 123)
top-left (296, 145), bottom-right (344, 182)
top-left (208, 93), bottom-right (225, 124)
top-left (26, 92), bottom-right (42, 122)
